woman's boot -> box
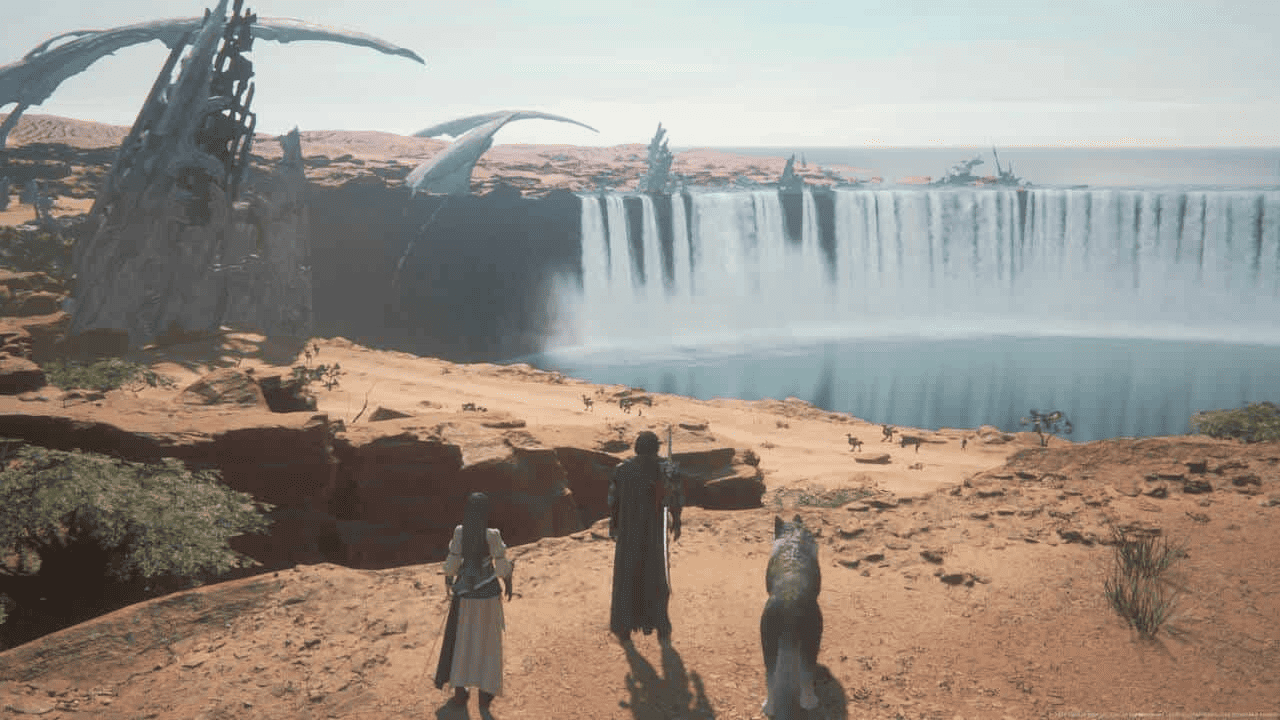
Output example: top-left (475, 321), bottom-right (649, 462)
top-left (448, 687), bottom-right (469, 707)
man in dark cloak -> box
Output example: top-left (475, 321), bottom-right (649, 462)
top-left (609, 430), bottom-right (684, 644)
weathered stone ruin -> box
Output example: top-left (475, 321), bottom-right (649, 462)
top-left (779, 153), bottom-right (805, 193)
top-left (0, 8), bottom-right (424, 149)
top-left (638, 122), bottom-right (673, 193)
top-left (218, 128), bottom-right (313, 338)
top-left (69, 0), bottom-right (264, 348)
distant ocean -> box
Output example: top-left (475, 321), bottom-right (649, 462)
top-left (700, 146), bottom-right (1280, 188)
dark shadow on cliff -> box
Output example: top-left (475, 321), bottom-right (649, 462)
top-left (310, 182), bottom-right (582, 363)
top-left (125, 328), bottom-right (311, 374)
top-left (620, 639), bottom-right (715, 719)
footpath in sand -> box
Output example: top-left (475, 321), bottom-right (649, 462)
top-left (0, 336), bottom-right (1277, 719)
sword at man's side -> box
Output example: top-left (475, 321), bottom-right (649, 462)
top-left (663, 424), bottom-right (675, 594)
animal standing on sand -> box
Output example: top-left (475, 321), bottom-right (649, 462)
top-left (846, 434), bottom-right (862, 452)
top-left (961, 437), bottom-right (968, 451)
top-left (620, 397), bottom-right (633, 414)
top-left (761, 515), bottom-right (823, 719)
top-left (582, 394), bottom-right (594, 412)
top-left (881, 424), bottom-right (896, 442)
top-left (900, 435), bottom-right (923, 453)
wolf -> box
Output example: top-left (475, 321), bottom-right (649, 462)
top-left (761, 515), bottom-right (823, 718)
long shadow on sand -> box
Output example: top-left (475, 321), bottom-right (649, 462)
top-left (127, 330), bottom-right (312, 376)
top-left (621, 640), bottom-right (715, 719)
top-left (811, 663), bottom-right (850, 720)
top-left (749, 662), bottom-right (850, 720)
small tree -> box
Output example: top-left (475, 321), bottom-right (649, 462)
top-left (1191, 401), bottom-right (1280, 443)
top-left (1020, 409), bottom-right (1073, 447)
top-left (0, 440), bottom-right (272, 647)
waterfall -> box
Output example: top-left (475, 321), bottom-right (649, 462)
top-left (671, 194), bottom-right (691, 302)
top-left (603, 195), bottom-right (632, 292)
top-left (565, 188), bottom-right (1280, 349)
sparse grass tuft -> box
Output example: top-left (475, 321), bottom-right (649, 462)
top-left (41, 358), bottom-right (176, 393)
top-left (772, 484), bottom-right (874, 509)
top-left (1103, 527), bottom-right (1187, 638)
top-left (290, 362), bottom-right (344, 391)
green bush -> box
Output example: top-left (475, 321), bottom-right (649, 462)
top-left (1103, 527), bottom-right (1187, 638)
top-left (1191, 401), bottom-right (1280, 443)
top-left (40, 358), bottom-right (177, 393)
top-left (0, 440), bottom-right (272, 645)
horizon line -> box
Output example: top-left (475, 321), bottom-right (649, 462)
top-left (11, 114), bottom-right (1280, 152)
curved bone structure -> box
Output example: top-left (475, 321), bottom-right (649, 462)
top-left (0, 16), bottom-right (424, 147)
top-left (406, 110), bottom-right (598, 196)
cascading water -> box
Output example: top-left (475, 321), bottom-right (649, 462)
top-left (543, 187), bottom-right (1280, 440)
top-left (563, 188), bottom-right (1280, 347)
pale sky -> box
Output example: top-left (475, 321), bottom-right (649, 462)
top-left (2, 0), bottom-right (1277, 147)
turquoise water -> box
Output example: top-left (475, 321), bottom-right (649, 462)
top-left (526, 336), bottom-right (1280, 443)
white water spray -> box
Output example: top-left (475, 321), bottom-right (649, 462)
top-left (561, 188), bottom-right (1280, 349)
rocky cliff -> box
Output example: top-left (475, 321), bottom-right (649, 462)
top-left (0, 377), bottom-right (764, 571)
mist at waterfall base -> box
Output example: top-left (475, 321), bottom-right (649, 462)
top-left (518, 151), bottom-right (1280, 443)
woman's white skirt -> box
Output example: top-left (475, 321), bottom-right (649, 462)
top-left (447, 595), bottom-right (505, 696)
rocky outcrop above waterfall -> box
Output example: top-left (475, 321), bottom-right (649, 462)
top-left (779, 154), bottom-right (805, 193)
top-left (638, 122), bottom-right (674, 193)
top-left (4, 113), bottom-right (873, 205)
top-left (932, 147), bottom-right (1029, 187)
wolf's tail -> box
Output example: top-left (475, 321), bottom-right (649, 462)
top-left (768, 636), bottom-right (805, 720)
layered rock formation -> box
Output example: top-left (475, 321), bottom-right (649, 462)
top-left (0, 270), bottom-right (70, 361)
top-left (0, 391), bottom-right (764, 571)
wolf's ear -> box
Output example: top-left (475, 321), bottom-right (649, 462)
top-left (792, 514), bottom-right (803, 525)
top-left (774, 515), bottom-right (784, 536)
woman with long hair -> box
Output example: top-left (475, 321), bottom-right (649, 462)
top-left (434, 492), bottom-right (515, 717)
